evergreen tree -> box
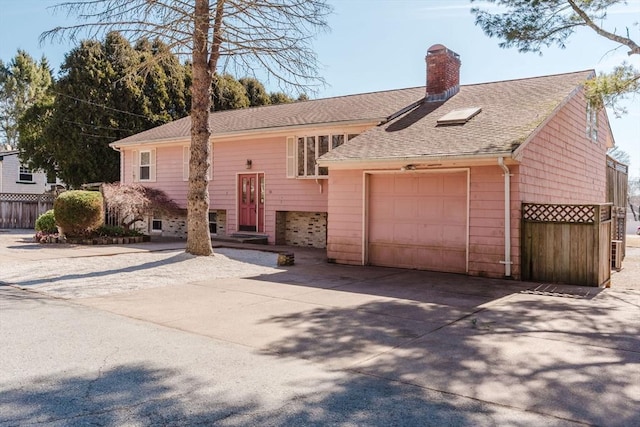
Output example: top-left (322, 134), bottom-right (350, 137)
top-left (239, 77), bottom-right (271, 107)
top-left (19, 33), bottom-right (190, 187)
top-left (212, 74), bottom-right (250, 111)
top-left (0, 51), bottom-right (53, 149)
top-left (269, 91), bottom-right (294, 105)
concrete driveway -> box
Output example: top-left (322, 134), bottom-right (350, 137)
top-left (1, 229), bottom-right (639, 426)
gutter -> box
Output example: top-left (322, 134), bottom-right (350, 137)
top-left (498, 157), bottom-right (513, 277)
top-left (317, 151), bottom-right (512, 167)
top-left (110, 145), bottom-right (123, 183)
top-left (109, 118), bottom-right (385, 149)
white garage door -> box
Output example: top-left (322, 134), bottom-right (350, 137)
top-left (368, 171), bottom-right (468, 273)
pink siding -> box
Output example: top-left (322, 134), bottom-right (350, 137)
top-left (467, 165), bottom-right (521, 278)
top-left (120, 136), bottom-right (329, 243)
top-left (326, 169), bottom-right (364, 264)
top-left (210, 136), bottom-right (328, 241)
top-left (121, 145), bottom-right (188, 206)
top-left (327, 165), bottom-right (522, 279)
top-left (518, 92), bottom-right (608, 204)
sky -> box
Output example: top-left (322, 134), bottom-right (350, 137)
top-left (1, 0), bottom-right (639, 176)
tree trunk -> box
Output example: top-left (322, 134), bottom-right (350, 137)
top-left (186, 0), bottom-right (214, 256)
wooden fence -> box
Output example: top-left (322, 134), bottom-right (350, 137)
top-left (606, 156), bottom-right (628, 263)
top-left (521, 203), bottom-right (612, 287)
top-left (0, 193), bottom-right (55, 229)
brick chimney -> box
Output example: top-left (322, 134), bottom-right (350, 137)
top-left (426, 44), bottom-right (461, 102)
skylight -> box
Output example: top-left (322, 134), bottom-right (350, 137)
top-left (437, 107), bottom-right (482, 125)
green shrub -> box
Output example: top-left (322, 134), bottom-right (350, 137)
top-left (35, 209), bottom-right (57, 233)
top-left (95, 224), bottom-right (125, 237)
top-left (54, 190), bottom-right (104, 238)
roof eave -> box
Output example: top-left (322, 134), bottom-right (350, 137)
top-left (318, 151), bottom-right (515, 169)
top-left (110, 118), bottom-right (386, 148)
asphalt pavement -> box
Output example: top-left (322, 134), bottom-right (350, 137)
top-left (1, 230), bottom-right (639, 426)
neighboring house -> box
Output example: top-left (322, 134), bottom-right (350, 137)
top-left (110, 44), bottom-right (613, 280)
top-left (0, 150), bottom-right (59, 194)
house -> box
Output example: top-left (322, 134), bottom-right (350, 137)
top-left (0, 150), bottom-right (60, 194)
top-left (110, 44), bottom-right (613, 280)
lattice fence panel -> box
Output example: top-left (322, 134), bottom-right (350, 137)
top-left (0, 193), bottom-right (55, 203)
top-left (522, 203), bottom-right (596, 224)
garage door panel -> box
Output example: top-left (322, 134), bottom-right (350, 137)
top-left (443, 198), bottom-right (467, 223)
top-left (370, 198), bottom-right (394, 219)
top-left (416, 247), bottom-right (467, 272)
top-left (443, 173), bottom-right (467, 195)
top-left (393, 223), bottom-right (418, 243)
top-left (368, 172), bottom-right (467, 274)
top-left (418, 224), bottom-right (443, 246)
top-left (394, 175), bottom-right (418, 194)
top-left (393, 197), bottom-right (418, 219)
top-left (418, 200), bottom-right (443, 220)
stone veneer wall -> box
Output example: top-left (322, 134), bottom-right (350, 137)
top-left (215, 210), bottom-right (226, 236)
top-left (162, 215), bottom-right (188, 238)
top-left (284, 211), bottom-right (327, 248)
top-left (275, 211), bottom-right (287, 245)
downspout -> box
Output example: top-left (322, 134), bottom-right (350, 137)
top-left (110, 145), bottom-right (123, 183)
top-left (498, 157), bottom-right (512, 277)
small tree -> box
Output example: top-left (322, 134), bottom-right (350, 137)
top-left (54, 190), bottom-right (104, 237)
top-left (35, 209), bottom-right (57, 234)
top-left (102, 183), bottom-right (182, 232)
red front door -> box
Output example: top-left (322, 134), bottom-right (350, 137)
top-left (238, 173), bottom-right (265, 232)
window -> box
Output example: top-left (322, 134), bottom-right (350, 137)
top-left (19, 166), bottom-right (33, 182)
top-left (140, 151), bottom-right (151, 180)
top-left (151, 219), bottom-right (162, 232)
top-left (132, 148), bottom-right (156, 182)
top-left (288, 133), bottom-right (358, 178)
top-left (586, 103), bottom-right (598, 142)
top-left (208, 211), bottom-right (217, 234)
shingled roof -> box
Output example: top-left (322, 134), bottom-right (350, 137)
top-left (319, 70), bottom-right (594, 164)
top-left (111, 86), bottom-right (425, 146)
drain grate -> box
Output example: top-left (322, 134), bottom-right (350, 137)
top-left (521, 284), bottom-right (603, 299)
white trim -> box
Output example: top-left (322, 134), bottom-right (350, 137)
top-left (183, 146), bottom-right (190, 181)
top-left (138, 149), bottom-right (155, 182)
top-left (498, 158), bottom-right (513, 277)
top-left (362, 168), bottom-right (470, 272)
top-left (319, 152), bottom-right (511, 169)
top-left (235, 171), bottom-right (266, 234)
top-left (286, 136), bottom-right (296, 178)
top-left (110, 119), bottom-right (381, 149)
top-left (361, 172), bottom-right (368, 265)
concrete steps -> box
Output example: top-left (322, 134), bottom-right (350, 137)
top-left (212, 233), bottom-right (269, 245)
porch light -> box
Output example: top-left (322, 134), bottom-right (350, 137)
top-left (246, 159), bottom-right (252, 169)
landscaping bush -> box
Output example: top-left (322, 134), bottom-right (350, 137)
top-left (35, 209), bottom-right (57, 233)
top-left (54, 190), bottom-right (104, 238)
top-left (94, 225), bottom-right (144, 238)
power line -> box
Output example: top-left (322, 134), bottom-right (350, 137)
top-left (51, 90), bottom-right (153, 120)
top-left (62, 119), bottom-right (138, 134)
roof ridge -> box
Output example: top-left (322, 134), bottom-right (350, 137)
top-left (460, 69), bottom-right (594, 88)
top-left (209, 85), bottom-right (426, 116)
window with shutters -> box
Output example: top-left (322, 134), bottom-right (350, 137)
top-left (132, 148), bottom-right (156, 182)
top-left (286, 133), bottom-right (358, 178)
